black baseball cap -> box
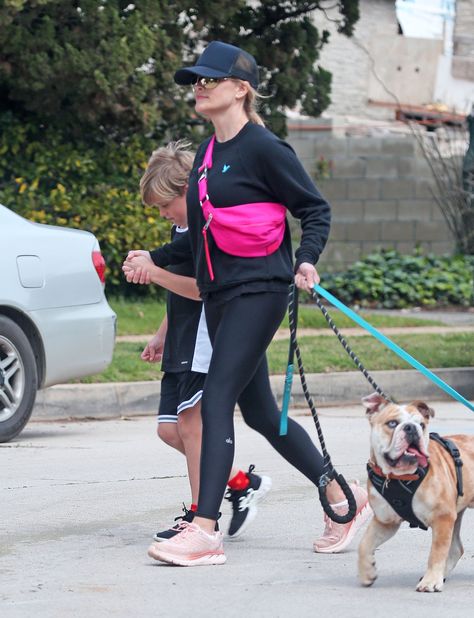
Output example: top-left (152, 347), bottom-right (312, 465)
top-left (174, 41), bottom-right (259, 89)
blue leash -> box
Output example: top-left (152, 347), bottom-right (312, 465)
top-left (280, 286), bottom-right (298, 436)
top-left (314, 284), bottom-right (474, 412)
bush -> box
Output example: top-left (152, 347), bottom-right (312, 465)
top-left (322, 249), bottom-right (474, 308)
top-left (0, 115), bottom-right (171, 295)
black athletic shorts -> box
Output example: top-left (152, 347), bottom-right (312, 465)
top-left (157, 371), bottom-right (206, 424)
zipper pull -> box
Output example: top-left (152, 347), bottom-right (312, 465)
top-left (203, 212), bottom-right (213, 230)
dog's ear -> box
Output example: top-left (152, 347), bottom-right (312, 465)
top-left (362, 392), bottom-right (389, 415)
top-left (411, 400), bottom-right (435, 419)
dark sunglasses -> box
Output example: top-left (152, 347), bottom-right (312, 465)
top-left (191, 76), bottom-right (229, 90)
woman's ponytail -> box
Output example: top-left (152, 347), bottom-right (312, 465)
top-left (243, 86), bottom-right (265, 126)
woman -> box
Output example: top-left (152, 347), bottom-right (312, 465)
top-left (123, 141), bottom-right (271, 541)
top-left (142, 41), bottom-right (370, 566)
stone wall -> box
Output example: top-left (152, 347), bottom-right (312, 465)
top-left (287, 130), bottom-right (456, 271)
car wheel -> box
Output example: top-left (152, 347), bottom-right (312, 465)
top-left (0, 315), bottom-right (38, 443)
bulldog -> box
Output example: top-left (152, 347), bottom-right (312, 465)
top-left (358, 393), bottom-right (474, 592)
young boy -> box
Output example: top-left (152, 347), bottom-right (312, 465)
top-left (123, 141), bottom-right (271, 540)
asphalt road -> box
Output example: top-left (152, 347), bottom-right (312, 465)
top-left (1, 401), bottom-right (473, 617)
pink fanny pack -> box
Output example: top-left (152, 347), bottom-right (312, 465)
top-left (198, 135), bottom-right (286, 281)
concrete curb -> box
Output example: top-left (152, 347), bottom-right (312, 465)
top-left (33, 367), bottom-right (474, 421)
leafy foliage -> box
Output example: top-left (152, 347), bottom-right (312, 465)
top-left (0, 113), bottom-right (170, 294)
top-left (322, 249), bottom-right (474, 308)
top-left (0, 0), bottom-right (186, 139)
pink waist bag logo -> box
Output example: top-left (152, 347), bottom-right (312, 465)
top-left (198, 136), bottom-right (287, 280)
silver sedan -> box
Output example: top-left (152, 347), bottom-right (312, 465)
top-left (0, 204), bottom-right (116, 442)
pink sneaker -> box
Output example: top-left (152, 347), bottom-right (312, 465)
top-left (313, 482), bottom-right (372, 554)
top-left (148, 522), bottom-right (226, 566)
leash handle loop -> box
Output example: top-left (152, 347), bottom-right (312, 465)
top-left (318, 471), bottom-right (357, 524)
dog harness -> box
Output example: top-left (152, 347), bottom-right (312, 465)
top-left (367, 432), bottom-right (464, 531)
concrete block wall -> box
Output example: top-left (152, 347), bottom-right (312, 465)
top-left (287, 131), bottom-right (456, 271)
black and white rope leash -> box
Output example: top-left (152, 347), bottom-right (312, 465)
top-left (287, 284), bottom-right (356, 524)
top-left (311, 290), bottom-right (392, 402)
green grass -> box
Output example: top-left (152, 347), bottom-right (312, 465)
top-left (110, 298), bottom-right (166, 335)
top-left (76, 332), bottom-right (474, 383)
top-left (279, 306), bottom-right (444, 329)
top-left (110, 297), bottom-right (444, 336)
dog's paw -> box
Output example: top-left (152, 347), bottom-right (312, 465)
top-left (416, 573), bottom-right (444, 593)
top-left (358, 559), bottom-right (377, 587)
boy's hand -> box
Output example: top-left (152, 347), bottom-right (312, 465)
top-left (141, 332), bottom-right (165, 363)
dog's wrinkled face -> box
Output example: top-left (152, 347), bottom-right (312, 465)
top-left (362, 393), bottom-right (434, 475)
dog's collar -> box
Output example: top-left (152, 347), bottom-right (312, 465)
top-left (367, 460), bottom-right (427, 481)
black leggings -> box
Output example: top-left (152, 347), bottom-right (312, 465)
top-left (196, 291), bottom-right (325, 520)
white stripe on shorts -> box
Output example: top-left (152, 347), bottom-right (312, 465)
top-left (157, 414), bottom-right (178, 424)
top-left (177, 390), bottom-right (203, 415)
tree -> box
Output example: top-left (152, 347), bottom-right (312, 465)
top-left (0, 0), bottom-right (360, 139)
top-left (0, 1), bottom-right (360, 293)
top-left (0, 0), bottom-right (185, 139)
top-left (413, 113), bottom-right (474, 256)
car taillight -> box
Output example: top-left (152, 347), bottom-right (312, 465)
top-left (92, 250), bottom-right (106, 284)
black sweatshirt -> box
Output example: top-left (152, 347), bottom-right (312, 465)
top-left (150, 122), bottom-right (331, 300)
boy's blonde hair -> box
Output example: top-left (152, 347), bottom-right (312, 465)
top-left (140, 140), bottom-right (195, 207)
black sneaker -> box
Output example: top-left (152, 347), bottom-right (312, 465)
top-left (225, 465), bottom-right (272, 538)
top-left (153, 505), bottom-right (221, 542)
top-left (153, 504), bottom-right (194, 542)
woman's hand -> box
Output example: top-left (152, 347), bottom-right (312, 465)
top-left (122, 253), bottom-right (154, 285)
top-left (126, 250), bottom-right (152, 261)
top-left (295, 262), bottom-right (320, 294)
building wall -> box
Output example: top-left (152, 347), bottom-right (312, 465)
top-left (312, 0), bottom-right (474, 118)
top-left (287, 130), bottom-right (455, 270)
top-left (312, 0), bottom-right (398, 120)
top-left (452, 0), bottom-right (474, 81)
top-left (367, 36), bottom-right (443, 106)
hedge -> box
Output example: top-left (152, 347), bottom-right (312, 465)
top-left (0, 114), bottom-right (171, 295)
top-left (322, 249), bottom-right (474, 308)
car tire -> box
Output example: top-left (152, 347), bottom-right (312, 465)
top-left (0, 315), bottom-right (38, 443)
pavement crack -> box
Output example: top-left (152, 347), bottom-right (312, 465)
top-left (4, 474), bottom-right (187, 490)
